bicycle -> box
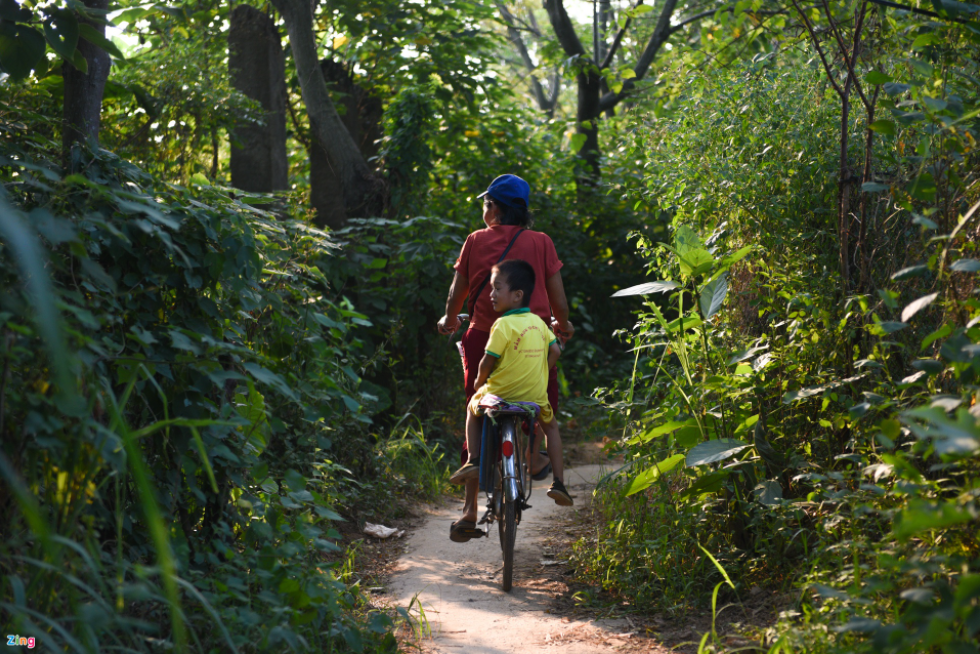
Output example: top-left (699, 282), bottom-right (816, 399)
top-left (449, 313), bottom-right (539, 592)
top-left (475, 394), bottom-right (538, 592)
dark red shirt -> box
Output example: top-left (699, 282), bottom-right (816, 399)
top-left (454, 224), bottom-right (563, 332)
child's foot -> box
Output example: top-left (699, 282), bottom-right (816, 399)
top-left (449, 458), bottom-right (480, 485)
top-left (547, 478), bottom-right (574, 506)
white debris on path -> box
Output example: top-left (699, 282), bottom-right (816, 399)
top-left (386, 463), bottom-right (659, 654)
top-left (364, 523), bottom-right (406, 539)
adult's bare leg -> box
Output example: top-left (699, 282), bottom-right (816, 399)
top-left (529, 422), bottom-right (551, 475)
top-left (462, 478), bottom-right (479, 523)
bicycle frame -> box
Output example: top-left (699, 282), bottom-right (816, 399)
top-left (478, 411), bottom-right (532, 511)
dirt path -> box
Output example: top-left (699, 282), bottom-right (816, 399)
top-left (387, 463), bottom-right (652, 654)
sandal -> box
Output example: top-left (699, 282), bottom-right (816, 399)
top-left (450, 520), bottom-right (485, 543)
top-left (449, 459), bottom-right (480, 485)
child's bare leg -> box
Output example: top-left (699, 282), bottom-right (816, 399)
top-left (529, 423), bottom-right (550, 475)
top-left (541, 417), bottom-right (564, 482)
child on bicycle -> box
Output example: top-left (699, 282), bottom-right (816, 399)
top-left (448, 259), bottom-right (573, 507)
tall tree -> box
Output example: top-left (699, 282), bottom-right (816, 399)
top-left (62, 0), bottom-right (111, 171)
top-left (270, 0), bottom-right (385, 219)
top-left (542, 0), bottom-right (681, 179)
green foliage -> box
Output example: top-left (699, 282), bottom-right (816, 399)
top-left (0, 125), bottom-right (403, 651)
top-left (578, 11), bottom-right (980, 651)
top-left (382, 86), bottom-right (435, 219)
top-left (0, 0), bottom-right (124, 82)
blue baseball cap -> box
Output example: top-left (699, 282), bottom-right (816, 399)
top-left (477, 174), bottom-right (530, 210)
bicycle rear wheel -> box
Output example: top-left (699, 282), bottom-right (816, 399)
top-left (500, 494), bottom-right (516, 591)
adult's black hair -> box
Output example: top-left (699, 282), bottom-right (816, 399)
top-left (489, 195), bottom-right (534, 229)
top-left (493, 259), bottom-right (536, 307)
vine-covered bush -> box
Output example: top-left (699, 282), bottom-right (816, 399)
top-left (0, 124), bottom-right (399, 651)
top-left (578, 21), bottom-right (980, 652)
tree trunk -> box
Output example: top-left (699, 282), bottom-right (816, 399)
top-left (62, 0), bottom-right (110, 172)
top-left (544, 0), bottom-right (680, 183)
top-left (309, 59), bottom-right (383, 229)
top-left (228, 5), bottom-right (289, 193)
top-left (576, 69), bottom-right (602, 180)
top-left (270, 0), bottom-right (384, 220)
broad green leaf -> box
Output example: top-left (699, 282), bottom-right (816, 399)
top-left (674, 225), bottom-right (701, 255)
top-left (882, 81), bottom-right (910, 97)
top-left (686, 439), bottom-right (749, 467)
top-left (894, 501), bottom-right (974, 539)
top-left (0, 0), bottom-right (32, 22)
top-left (911, 33), bottom-right (940, 50)
top-left (679, 470), bottom-right (730, 498)
top-left (719, 245), bottom-right (753, 268)
top-left (867, 321), bottom-right (907, 335)
top-left (728, 344), bottom-right (767, 365)
top-left (284, 469), bottom-right (307, 492)
top-left (674, 425), bottom-right (702, 448)
top-left (611, 280), bottom-right (679, 297)
top-left (865, 70), bottom-right (891, 85)
top-left (950, 259), bottom-right (980, 272)
top-left (861, 182), bottom-right (889, 193)
top-left (699, 272), bottom-right (728, 319)
top-left (869, 119), bottom-right (896, 135)
top-left (243, 362), bottom-right (298, 401)
top-left (753, 480), bottom-right (783, 505)
top-left (619, 67), bottom-right (636, 80)
top-left (43, 10), bottom-right (78, 60)
top-left (891, 264), bottom-right (930, 280)
top-left (908, 57), bottom-right (934, 77)
top-left (628, 419), bottom-right (693, 445)
top-left (901, 292), bottom-right (938, 322)
top-left (901, 406), bottom-right (980, 456)
top-left (679, 248), bottom-right (713, 276)
top-left (69, 47), bottom-right (88, 73)
top-left (911, 358), bottom-right (944, 374)
top-left (624, 454), bottom-right (685, 496)
top-left (569, 133), bottom-right (586, 153)
top-left (665, 314), bottom-right (703, 333)
top-left (0, 25), bottom-right (45, 80)
top-left (921, 324), bottom-right (952, 350)
top-left (78, 23), bottom-right (126, 60)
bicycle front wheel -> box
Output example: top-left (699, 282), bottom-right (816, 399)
top-left (500, 494), bottom-right (516, 591)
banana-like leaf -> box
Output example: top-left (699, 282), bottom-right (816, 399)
top-left (686, 439), bottom-right (750, 467)
top-left (901, 292), bottom-right (938, 322)
top-left (699, 272), bottom-right (728, 320)
top-left (624, 454), bottom-right (685, 496)
top-left (611, 280), bottom-right (679, 297)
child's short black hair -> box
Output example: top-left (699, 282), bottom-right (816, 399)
top-left (493, 259), bottom-right (535, 308)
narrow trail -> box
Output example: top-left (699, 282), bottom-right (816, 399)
top-left (387, 462), bottom-right (659, 654)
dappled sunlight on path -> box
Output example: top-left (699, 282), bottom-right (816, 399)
top-left (387, 463), bottom-right (674, 654)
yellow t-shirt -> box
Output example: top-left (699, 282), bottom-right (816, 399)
top-left (482, 308), bottom-right (556, 420)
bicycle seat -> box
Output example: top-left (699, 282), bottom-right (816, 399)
top-left (478, 394), bottom-right (541, 418)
